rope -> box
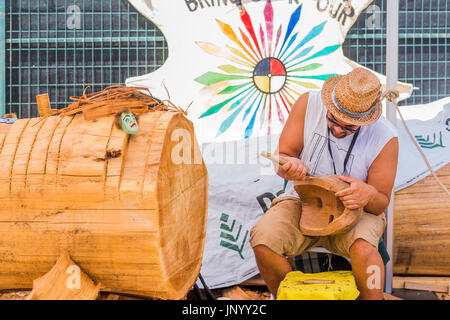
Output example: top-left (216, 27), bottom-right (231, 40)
top-left (382, 90), bottom-right (450, 197)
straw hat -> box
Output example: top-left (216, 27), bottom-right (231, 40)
top-left (321, 68), bottom-right (382, 126)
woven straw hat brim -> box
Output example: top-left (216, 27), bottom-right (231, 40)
top-left (321, 75), bottom-right (382, 126)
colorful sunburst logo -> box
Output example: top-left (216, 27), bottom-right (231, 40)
top-left (194, 1), bottom-right (340, 138)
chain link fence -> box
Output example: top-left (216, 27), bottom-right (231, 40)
top-left (3, 0), bottom-right (449, 118)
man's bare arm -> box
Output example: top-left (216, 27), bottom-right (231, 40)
top-left (278, 92), bottom-right (308, 158)
top-left (336, 137), bottom-right (399, 215)
top-left (276, 92), bottom-right (309, 180)
top-left (364, 137), bottom-right (399, 214)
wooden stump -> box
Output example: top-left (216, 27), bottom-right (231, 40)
top-left (0, 111), bottom-right (208, 300)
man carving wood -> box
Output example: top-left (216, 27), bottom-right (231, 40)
top-left (250, 68), bottom-right (399, 300)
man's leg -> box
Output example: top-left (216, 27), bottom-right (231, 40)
top-left (324, 211), bottom-right (387, 300)
top-left (253, 245), bottom-right (292, 297)
top-left (250, 197), bottom-right (317, 298)
top-left (349, 238), bottom-right (384, 300)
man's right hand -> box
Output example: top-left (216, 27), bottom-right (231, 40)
top-left (277, 155), bottom-right (308, 181)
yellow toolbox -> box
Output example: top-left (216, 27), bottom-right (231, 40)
top-left (277, 270), bottom-right (360, 300)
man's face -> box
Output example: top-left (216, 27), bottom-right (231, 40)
top-left (326, 112), bottom-right (360, 139)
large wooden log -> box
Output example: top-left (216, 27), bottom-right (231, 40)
top-left (0, 111), bottom-right (208, 299)
top-left (394, 164), bottom-right (450, 276)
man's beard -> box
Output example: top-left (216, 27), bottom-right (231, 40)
top-left (330, 127), bottom-right (350, 139)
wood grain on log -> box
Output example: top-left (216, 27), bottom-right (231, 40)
top-left (0, 111), bottom-right (208, 300)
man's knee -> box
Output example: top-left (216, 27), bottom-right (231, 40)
top-left (349, 238), bottom-right (378, 258)
top-left (250, 198), bottom-right (306, 256)
top-left (250, 220), bottom-right (286, 256)
top-left (252, 243), bottom-right (278, 258)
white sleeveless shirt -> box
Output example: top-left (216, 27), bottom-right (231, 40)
top-left (284, 91), bottom-right (398, 198)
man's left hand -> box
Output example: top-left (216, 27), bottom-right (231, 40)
top-left (335, 176), bottom-right (378, 210)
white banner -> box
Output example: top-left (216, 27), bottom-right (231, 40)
top-left (394, 97), bottom-right (450, 191)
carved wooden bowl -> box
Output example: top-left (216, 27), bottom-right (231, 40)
top-left (294, 175), bottom-right (363, 237)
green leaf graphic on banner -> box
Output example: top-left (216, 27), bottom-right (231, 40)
top-left (415, 132), bottom-right (446, 149)
top-left (219, 213), bottom-right (249, 260)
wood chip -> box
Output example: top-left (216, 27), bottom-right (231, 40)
top-left (36, 94), bottom-right (53, 118)
top-left (394, 276), bottom-right (450, 291)
top-left (27, 251), bottom-right (101, 300)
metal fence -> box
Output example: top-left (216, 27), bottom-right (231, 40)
top-left (2, 0), bottom-right (449, 118)
top-left (3, 0), bottom-right (167, 118)
top-left (344, 0), bottom-right (449, 106)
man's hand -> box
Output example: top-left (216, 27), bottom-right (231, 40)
top-left (277, 155), bottom-right (308, 181)
top-left (335, 176), bottom-right (378, 210)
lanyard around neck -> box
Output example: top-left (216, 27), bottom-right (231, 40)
top-left (327, 127), bottom-right (360, 176)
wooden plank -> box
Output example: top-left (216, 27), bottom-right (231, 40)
top-left (36, 94), bottom-right (53, 118)
top-left (393, 276), bottom-right (450, 289)
top-left (393, 164), bottom-right (450, 276)
top-left (404, 281), bottom-right (449, 293)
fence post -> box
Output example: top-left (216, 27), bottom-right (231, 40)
top-left (0, 0), bottom-right (5, 117)
top-left (385, 0), bottom-right (399, 295)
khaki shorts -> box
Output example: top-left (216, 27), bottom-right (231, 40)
top-left (249, 196), bottom-right (386, 258)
